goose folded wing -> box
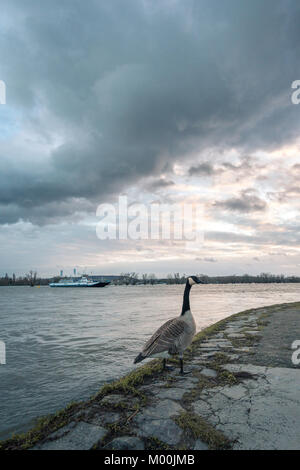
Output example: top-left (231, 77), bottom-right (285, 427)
top-left (142, 318), bottom-right (185, 357)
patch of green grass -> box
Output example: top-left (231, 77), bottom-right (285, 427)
top-left (107, 400), bottom-right (132, 411)
top-left (93, 359), bottom-right (162, 399)
top-left (257, 311), bottom-right (271, 328)
top-left (210, 352), bottom-right (230, 366)
top-left (175, 412), bottom-right (231, 450)
top-left (243, 333), bottom-right (259, 344)
top-left (106, 421), bottom-right (129, 435)
top-left (163, 378), bottom-right (176, 388)
top-left (218, 370), bottom-right (238, 385)
top-left (229, 334), bottom-right (256, 349)
top-left (146, 436), bottom-right (171, 450)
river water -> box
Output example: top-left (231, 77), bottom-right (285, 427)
top-left (0, 283), bottom-right (299, 440)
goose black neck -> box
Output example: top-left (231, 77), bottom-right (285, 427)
top-left (181, 281), bottom-right (191, 315)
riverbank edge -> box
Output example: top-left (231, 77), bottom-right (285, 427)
top-left (1, 301), bottom-right (299, 451)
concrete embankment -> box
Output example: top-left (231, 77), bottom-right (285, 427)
top-left (1, 302), bottom-right (300, 450)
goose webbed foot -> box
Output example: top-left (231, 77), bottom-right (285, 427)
top-left (180, 359), bottom-right (192, 375)
top-left (163, 359), bottom-right (175, 371)
top-left (180, 369), bottom-right (192, 375)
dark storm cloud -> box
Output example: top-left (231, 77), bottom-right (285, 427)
top-left (268, 185), bottom-right (300, 203)
top-left (147, 178), bottom-right (175, 190)
top-left (213, 189), bottom-right (267, 213)
top-left (1, 0), bottom-right (300, 224)
top-left (222, 158), bottom-right (253, 172)
top-left (0, 198), bottom-right (94, 226)
top-left (188, 156), bottom-right (264, 179)
top-left (188, 162), bottom-right (216, 176)
top-left (188, 156), bottom-right (264, 178)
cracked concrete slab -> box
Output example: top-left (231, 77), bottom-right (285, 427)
top-left (132, 399), bottom-right (184, 445)
top-left (168, 377), bottom-right (200, 389)
top-left (222, 363), bottom-right (267, 375)
top-left (227, 333), bottom-right (245, 338)
top-left (201, 341), bottom-right (232, 348)
top-left (33, 422), bottom-right (107, 450)
top-left (133, 418), bottom-right (183, 446)
top-left (194, 439), bottom-right (209, 450)
top-left (104, 436), bottom-right (145, 450)
top-left (134, 399), bottom-right (183, 421)
top-left (153, 387), bottom-right (187, 400)
top-left (200, 368), bottom-right (218, 378)
top-left (192, 363), bottom-right (300, 449)
top-left (220, 384), bottom-right (247, 400)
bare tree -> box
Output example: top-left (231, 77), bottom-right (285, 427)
top-left (119, 272), bottom-right (139, 285)
top-left (148, 273), bottom-right (156, 285)
top-left (26, 270), bottom-right (37, 287)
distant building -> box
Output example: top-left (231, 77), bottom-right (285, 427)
top-left (89, 275), bottom-right (121, 282)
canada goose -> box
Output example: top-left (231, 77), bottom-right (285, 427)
top-left (134, 275), bottom-right (203, 374)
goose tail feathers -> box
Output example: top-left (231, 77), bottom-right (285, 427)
top-left (134, 352), bottom-right (145, 364)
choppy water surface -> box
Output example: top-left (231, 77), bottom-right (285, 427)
top-left (0, 283), bottom-right (299, 439)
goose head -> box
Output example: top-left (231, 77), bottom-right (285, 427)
top-left (187, 275), bottom-right (204, 286)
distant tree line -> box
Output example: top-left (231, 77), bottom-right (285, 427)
top-left (197, 273), bottom-right (300, 284)
top-left (0, 271), bottom-right (50, 286)
top-left (1, 271), bottom-right (300, 286)
top-left (110, 272), bottom-right (300, 285)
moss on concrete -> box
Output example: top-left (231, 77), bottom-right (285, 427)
top-left (93, 359), bottom-right (162, 399)
top-left (218, 370), bottom-right (238, 385)
top-left (145, 436), bottom-right (171, 450)
top-left (175, 412), bottom-right (231, 450)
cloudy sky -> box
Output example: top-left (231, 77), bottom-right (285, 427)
top-left (1, 0), bottom-right (300, 277)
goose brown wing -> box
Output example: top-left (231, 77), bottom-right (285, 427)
top-left (142, 318), bottom-right (185, 357)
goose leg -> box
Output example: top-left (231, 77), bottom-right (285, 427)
top-left (180, 357), bottom-right (192, 375)
top-left (163, 358), bottom-right (174, 371)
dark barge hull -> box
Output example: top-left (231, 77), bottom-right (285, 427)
top-left (90, 281), bottom-right (110, 287)
top-left (49, 281), bottom-right (111, 287)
